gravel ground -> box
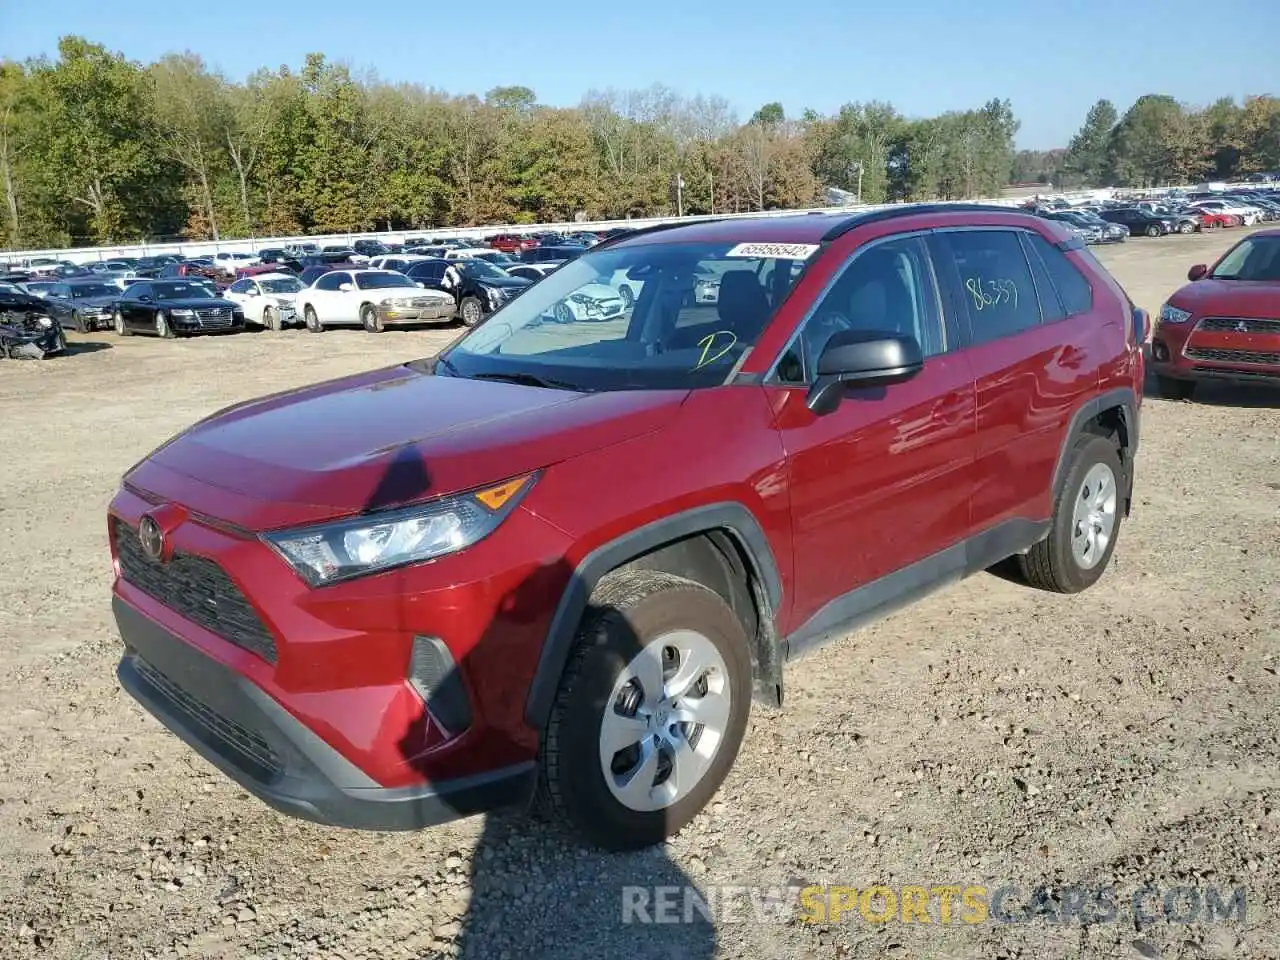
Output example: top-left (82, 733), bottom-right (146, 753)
top-left (1, 228), bottom-right (1278, 960)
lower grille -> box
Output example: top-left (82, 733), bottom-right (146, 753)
top-left (1197, 317), bottom-right (1280, 334)
top-left (1185, 346), bottom-right (1280, 365)
top-left (114, 521), bottom-right (278, 663)
top-left (133, 657), bottom-right (281, 782)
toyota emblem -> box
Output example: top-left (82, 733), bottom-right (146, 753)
top-left (138, 515), bottom-right (165, 562)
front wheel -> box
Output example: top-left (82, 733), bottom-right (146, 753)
top-left (72, 310), bottom-right (88, 334)
top-left (155, 311), bottom-right (175, 339)
top-left (1016, 435), bottom-right (1124, 593)
top-left (619, 284), bottom-right (635, 308)
top-left (536, 570), bottom-right (752, 851)
top-left (304, 305), bottom-right (323, 333)
top-left (1178, 221), bottom-right (1195, 234)
top-left (1145, 224), bottom-right (1161, 238)
top-left (361, 303), bottom-right (384, 333)
top-left (262, 306), bottom-right (280, 331)
top-left (114, 310), bottom-right (130, 337)
top-left (459, 296), bottom-right (483, 327)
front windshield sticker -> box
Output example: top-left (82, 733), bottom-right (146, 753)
top-left (725, 242), bottom-right (820, 260)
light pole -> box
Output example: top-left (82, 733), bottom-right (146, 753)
top-left (848, 161), bottom-right (863, 204)
top-left (674, 174), bottom-right (686, 217)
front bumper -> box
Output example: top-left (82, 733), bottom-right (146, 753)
top-left (1152, 318), bottom-right (1280, 385)
top-left (377, 303), bottom-right (456, 324)
top-left (114, 595), bottom-right (536, 830)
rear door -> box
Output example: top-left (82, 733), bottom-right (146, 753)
top-left (930, 227), bottom-right (1100, 530)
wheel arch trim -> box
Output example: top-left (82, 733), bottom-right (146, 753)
top-left (1051, 386), bottom-right (1139, 504)
top-left (524, 502), bottom-right (783, 730)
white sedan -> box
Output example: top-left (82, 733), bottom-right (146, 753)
top-left (224, 272), bottom-right (305, 329)
top-left (545, 281), bottom-right (626, 323)
top-left (296, 269), bottom-right (456, 333)
top-left (212, 251), bottom-right (260, 276)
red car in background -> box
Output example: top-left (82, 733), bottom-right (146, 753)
top-left (1152, 229), bottom-right (1280, 398)
top-left (1185, 206), bottom-right (1242, 230)
top-left (486, 233), bottom-right (538, 254)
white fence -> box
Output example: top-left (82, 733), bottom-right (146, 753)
top-left (8, 182), bottom-right (1261, 265)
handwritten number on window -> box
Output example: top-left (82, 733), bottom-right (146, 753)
top-left (965, 276), bottom-right (1019, 312)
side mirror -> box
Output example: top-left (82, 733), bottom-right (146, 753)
top-left (805, 330), bottom-right (925, 416)
top-left (338, 283), bottom-right (354, 292)
top-left (138, 294), bottom-right (153, 302)
top-left (1187, 264), bottom-right (1208, 282)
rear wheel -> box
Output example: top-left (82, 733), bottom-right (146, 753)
top-left (304, 305), bottom-right (323, 333)
top-left (536, 570), bottom-right (752, 851)
top-left (1016, 434), bottom-right (1124, 593)
top-left (1156, 375), bottom-right (1196, 400)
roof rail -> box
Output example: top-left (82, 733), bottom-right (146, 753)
top-left (591, 217), bottom-right (732, 250)
top-left (820, 203), bottom-right (1029, 241)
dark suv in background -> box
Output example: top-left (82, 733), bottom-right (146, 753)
top-left (109, 205), bottom-right (1144, 851)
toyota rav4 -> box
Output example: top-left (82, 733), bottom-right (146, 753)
top-left (109, 205), bottom-right (1145, 851)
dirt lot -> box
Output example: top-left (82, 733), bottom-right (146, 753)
top-left (1, 229), bottom-right (1277, 960)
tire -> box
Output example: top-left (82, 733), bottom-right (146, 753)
top-left (459, 296), bottom-right (483, 327)
top-left (114, 310), bottom-right (130, 337)
top-left (262, 306), bottom-right (280, 332)
top-left (553, 302), bottom-right (574, 324)
top-left (155, 311), bottom-right (175, 339)
top-left (304, 305), bottom-right (323, 333)
top-left (360, 303), bottom-right (384, 333)
top-left (619, 284), bottom-right (635, 308)
top-left (1016, 434), bottom-right (1124, 594)
top-left (536, 569), bottom-right (752, 851)
top-left (1178, 221), bottom-right (1195, 234)
top-left (73, 310), bottom-right (88, 334)
top-left (1145, 224), bottom-right (1161, 238)
top-left (1156, 375), bottom-right (1196, 401)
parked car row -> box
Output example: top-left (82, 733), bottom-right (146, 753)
top-left (1025, 186), bottom-right (1280, 243)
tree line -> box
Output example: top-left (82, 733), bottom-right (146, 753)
top-left (1013, 95), bottom-right (1280, 189)
top-left (0, 37), bottom-right (1274, 249)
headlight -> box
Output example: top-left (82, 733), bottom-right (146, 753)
top-left (263, 473), bottom-right (536, 586)
top-left (170, 308), bottom-right (194, 317)
top-left (37, 316), bottom-right (54, 328)
top-left (1159, 304), bottom-right (1192, 325)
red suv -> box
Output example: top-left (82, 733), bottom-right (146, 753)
top-left (1151, 228), bottom-right (1280, 399)
top-left (109, 206), bottom-right (1144, 850)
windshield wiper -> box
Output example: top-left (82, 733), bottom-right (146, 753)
top-left (469, 371), bottom-right (586, 391)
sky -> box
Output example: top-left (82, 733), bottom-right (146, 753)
top-left (1, 0), bottom-right (1277, 151)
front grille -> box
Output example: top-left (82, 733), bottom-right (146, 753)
top-left (133, 657), bottom-right (281, 782)
top-left (1184, 346), bottom-right (1280, 365)
top-left (193, 307), bottom-right (233, 329)
top-left (1197, 316), bottom-right (1280, 334)
top-left (114, 521), bottom-right (278, 663)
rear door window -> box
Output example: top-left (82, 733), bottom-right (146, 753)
top-left (1022, 232), bottom-right (1093, 317)
top-left (934, 229), bottom-right (1042, 345)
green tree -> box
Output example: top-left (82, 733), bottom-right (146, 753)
top-left (1064, 99), bottom-right (1118, 186)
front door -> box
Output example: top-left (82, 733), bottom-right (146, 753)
top-left (764, 233), bottom-right (977, 652)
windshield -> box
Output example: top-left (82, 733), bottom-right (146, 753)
top-left (153, 282), bottom-right (214, 300)
top-left (356, 271), bottom-right (415, 290)
top-left (72, 283), bottom-right (118, 298)
top-left (459, 260), bottom-right (511, 280)
top-left (442, 240), bottom-right (814, 391)
top-left (260, 276), bottom-right (303, 293)
top-left (1210, 236), bottom-right (1280, 281)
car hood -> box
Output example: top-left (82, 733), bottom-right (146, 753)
top-left (478, 276), bottom-right (532, 289)
top-left (158, 298), bottom-right (236, 310)
top-left (71, 295), bottom-right (120, 309)
top-left (1169, 278), bottom-right (1280, 317)
top-left (128, 363), bottom-right (686, 529)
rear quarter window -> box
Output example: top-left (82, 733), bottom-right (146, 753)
top-left (1023, 232), bottom-right (1093, 317)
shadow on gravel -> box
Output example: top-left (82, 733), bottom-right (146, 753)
top-left (61, 339), bottom-right (113, 355)
top-left (1142, 358), bottom-right (1280, 408)
top-left (391, 548), bottom-right (716, 959)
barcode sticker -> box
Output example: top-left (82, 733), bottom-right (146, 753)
top-left (725, 242), bottom-right (821, 260)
